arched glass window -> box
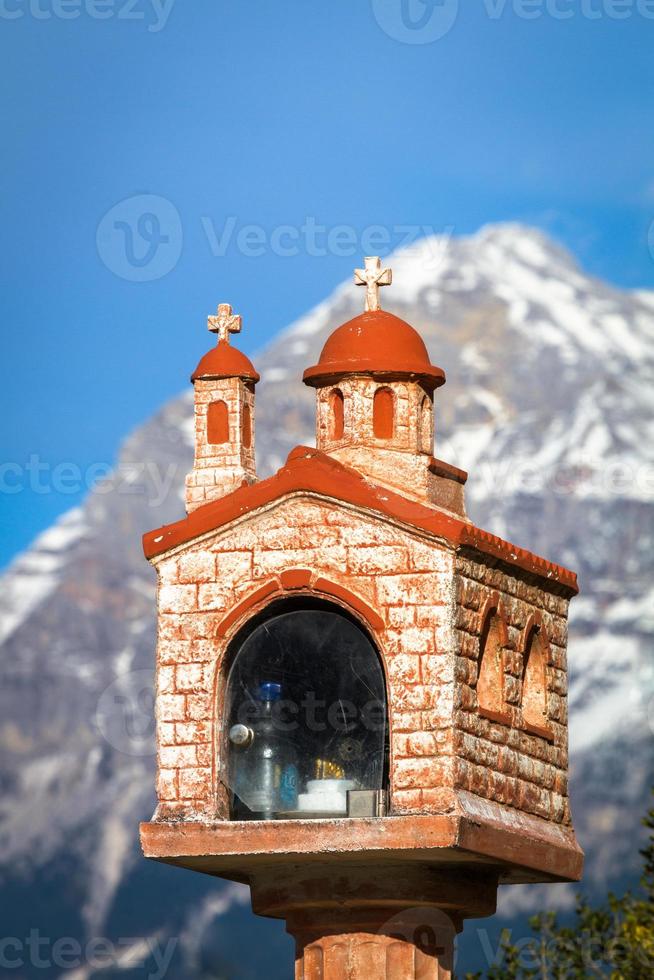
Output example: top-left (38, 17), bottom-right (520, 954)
top-left (477, 611), bottom-right (506, 719)
top-left (207, 400), bottom-right (229, 445)
top-left (242, 403), bottom-right (252, 449)
top-left (223, 601), bottom-right (387, 821)
top-left (330, 389), bottom-right (344, 440)
top-left (522, 626), bottom-right (548, 731)
top-left (373, 387), bottom-right (394, 439)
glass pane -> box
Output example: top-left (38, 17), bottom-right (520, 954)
top-left (222, 606), bottom-right (387, 820)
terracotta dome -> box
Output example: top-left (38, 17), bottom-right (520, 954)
top-left (303, 310), bottom-right (445, 389)
top-left (192, 340), bottom-right (260, 383)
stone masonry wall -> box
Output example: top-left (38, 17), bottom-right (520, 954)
top-left (185, 378), bottom-right (256, 512)
top-left (454, 553), bottom-right (571, 825)
top-left (152, 495), bottom-right (457, 822)
top-left (315, 377), bottom-right (443, 503)
top-left (316, 377), bottom-right (433, 457)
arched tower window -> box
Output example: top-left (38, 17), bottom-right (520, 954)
top-left (207, 400), bottom-right (229, 445)
top-left (420, 394), bottom-right (433, 454)
top-left (522, 625), bottom-right (549, 732)
top-left (242, 403), bottom-right (252, 449)
top-left (222, 600), bottom-right (388, 821)
top-left (373, 387), bottom-right (395, 439)
top-left (330, 389), bottom-right (344, 440)
top-left (477, 608), bottom-right (507, 720)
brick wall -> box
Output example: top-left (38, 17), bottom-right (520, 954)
top-left (453, 553), bottom-right (571, 825)
top-left (151, 494), bottom-right (572, 830)
top-left (316, 377), bottom-right (433, 457)
top-left (185, 378), bottom-right (256, 512)
top-left (152, 496), bottom-right (457, 821)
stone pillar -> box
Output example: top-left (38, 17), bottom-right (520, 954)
top-left (288, 906), bottom-right (456, 979)
top-left (250, 864), bottom-right (497, 980)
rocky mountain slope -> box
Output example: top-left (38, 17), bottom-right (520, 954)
top-left (1, 224), bottom-right (653, 978)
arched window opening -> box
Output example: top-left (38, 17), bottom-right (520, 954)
top-left (223, 600), bottom-right (388, 821)
top-left (373, 387), bottom-right (394, 439)
top-left (207, 400), bottom-right (229, 445)
top-left (522, 627), bottom-right (548, 732)
top-left (477, 611), bottom-right (506, 719)
top-left (242, 403), bottom-right (252, 449)
top-left (420, 394), bottom-right (433, 454)
top-left (330, 389), bottom-right (344, 440)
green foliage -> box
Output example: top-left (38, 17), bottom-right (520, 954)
top-left (463, 792), bottom-right (654, 979)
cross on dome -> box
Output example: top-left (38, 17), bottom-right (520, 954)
top-left (208, 303), bottom-right (242, 343)
top-left (354, 256), bottom-right (392, 312)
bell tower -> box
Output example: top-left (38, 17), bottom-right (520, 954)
top-left (303, 257), bottom-right (468, 513)
top-left (185, 303), bottom-right (259, 513)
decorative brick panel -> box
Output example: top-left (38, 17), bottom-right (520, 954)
top-left (453, 553), bottom-right (571, 825)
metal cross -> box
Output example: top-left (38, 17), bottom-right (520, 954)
top-left (208, 303), bottom-right (242, 343)
top-left (354, 256), bottom-right (392, 312)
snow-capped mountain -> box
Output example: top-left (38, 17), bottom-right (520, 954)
top-left (1, 224), bottom-right (652, 978)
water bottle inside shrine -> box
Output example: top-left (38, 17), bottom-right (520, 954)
top-left (223, 602), bottom-right (388, 820)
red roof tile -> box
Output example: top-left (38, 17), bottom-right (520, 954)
top-left (143, 447), bottom-right (578, 596)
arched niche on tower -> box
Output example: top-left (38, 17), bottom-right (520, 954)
top-left (419, 392), bottom-right (434, 454)
top-left (221, 597), bottom-right (388, 821)
top-left (373, 386), bottom-right (395, 439)
top-left (329, 388), bottom-right (345, 440)
top-left (242, 402), bottom-right (252, 448)
top-left (207, 399), bottom-right (229, 444)
top-left (521, 617), bottom-right (552, 739)
top-left (476, 596), bottom-right (510, 724)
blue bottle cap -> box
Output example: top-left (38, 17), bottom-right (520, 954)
top-left (258, 681), bottom-right (282, 702)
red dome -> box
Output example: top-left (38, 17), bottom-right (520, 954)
top-left (303, 310), bottom-right (445, 389)
top-left (192, 340), bottom-right (260, 383)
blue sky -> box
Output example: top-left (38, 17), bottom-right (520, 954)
top-left (1, 0), bottom-right (653, 567)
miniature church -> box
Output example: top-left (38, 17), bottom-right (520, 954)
top-left (141, 258), bottom-right (582, 979)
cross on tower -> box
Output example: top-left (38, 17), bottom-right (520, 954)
top-left (354, 256), bottom-right (392, 312)
top-left (208, 303), bottom-right (242, 343)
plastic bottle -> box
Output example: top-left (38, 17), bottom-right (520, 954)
top-left (229, 681), bottom-right (298, 819)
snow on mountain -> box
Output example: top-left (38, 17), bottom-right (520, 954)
top-left (0, 507), bottom-right (88, 645)
top-left (0, 223), bottom-right (652, 975)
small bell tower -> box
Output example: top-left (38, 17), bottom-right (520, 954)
top-left (303, 258), bottom-right (466, 512)
top-left (185, 303), bottom-right (259, 513)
